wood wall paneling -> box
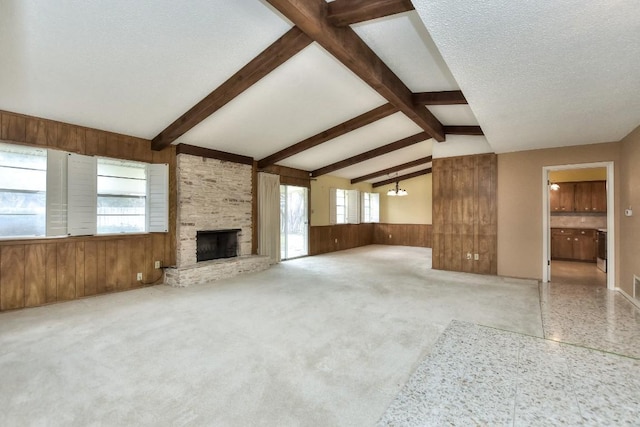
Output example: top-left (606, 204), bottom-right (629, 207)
top-left (56, 242), bottom-right (76, 300)
top-left (0, 246), bottom-right (25, 310)
top-left (432, 154), bottom-right (497, 275)
top-left (24, 244), bottom-right (47, 307)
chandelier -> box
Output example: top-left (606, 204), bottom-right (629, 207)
top-left (387, 181), bottom-right (408, 197)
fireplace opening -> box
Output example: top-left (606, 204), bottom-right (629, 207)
top-left (197, 229), bottom-right (240, 262)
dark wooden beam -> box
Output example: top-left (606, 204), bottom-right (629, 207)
top-left (413, 91), bottom-right (467, 106)
top-left (351, 156), bottom-right (432, 184)
top-left (257, 103), bottom-right (396, 169)
top-left (266, 0), bottom-right (445, 142)
top-left (444, 126), bottom-right (484, 136)
top-left (311, 132), bottom-right (429, 177)
top-left (372, 168), bottom-right (433, 188)
top-left (151, 27), bottom-right (312, 150)
top-left (176, 144), bottom-right (253, 165)
top-left (327, 0), bottom-right (414, 26)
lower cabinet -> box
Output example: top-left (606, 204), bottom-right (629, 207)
top-left (551, 228), bottom-right (596, 262)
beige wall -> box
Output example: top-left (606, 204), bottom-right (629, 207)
top-left (310, 175), bottom-right (372, 226)
top-left (619, 125), bottom-right (640, 295)
top-left (372, 174), bottom-right (432, 224)
top-left (497, 142), bottom-right (620, 281)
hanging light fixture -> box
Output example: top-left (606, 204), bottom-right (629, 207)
top-left (387, 181), bottom-right (408, 197)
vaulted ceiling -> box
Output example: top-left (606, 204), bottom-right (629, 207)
top-left (1, 1), bottom-right (638, 185)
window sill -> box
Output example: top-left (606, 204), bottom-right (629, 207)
top-left (0, 232), bottom-right (168, 246)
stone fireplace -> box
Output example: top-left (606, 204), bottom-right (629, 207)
top-left (164, 154), bottom-right (270, 287)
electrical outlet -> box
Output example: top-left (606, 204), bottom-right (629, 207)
top-left (136, 272), bottom-right (143, 281)
top-left (154, 260), bottom-right (161, 269)
top-left (474, 254), bottom-right (479, 260)
top-left (466, 253), bottom-right (472, 260)
top-left (334, 238), bottom-right (338, 244)
top-left (389, 234), bottom-right (392, 239)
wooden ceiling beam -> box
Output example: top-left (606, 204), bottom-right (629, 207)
top-left (257, 103), bottom-right (396, 169)
top-left (413, 91), bottom-right (467, 106)
top-left (265, 0), bottom-right (445, 142)
top-left (151, 27), bottom-right (312, 151)
top-left (310, 131), bottom-right (429, 177)
top-left (327, 0), bottom-right (415, 27)
top-left (444, 125), bottom-right (484, 136)
top-left (371, 167), bottom-right (433, 188)
top-left (351, 155), bottom-right (432, 184)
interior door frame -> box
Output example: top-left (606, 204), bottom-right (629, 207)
top-left (542, 161), bottom-right (615, 289)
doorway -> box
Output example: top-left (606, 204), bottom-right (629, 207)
top-left (280, 185), bottom-right (309, 260)
top-left (542, 162), bottom-right (615, 289)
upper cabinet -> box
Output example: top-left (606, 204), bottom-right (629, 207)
top-left (551, 181), bottom-right (606, 214)
top-left (550, 183), bottom-right (575, 212)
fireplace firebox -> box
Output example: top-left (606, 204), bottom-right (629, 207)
top-left (196, 229), bottom-right (240, 262)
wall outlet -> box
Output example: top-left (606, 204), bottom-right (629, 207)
top-left (389, 234), bottom-right (392, 239)
top-left (474, 254), bottom-right (479, 260)
top-left (154, 260), bottom-right (161, 269)
top-left (334, 238), bottom-right (338, 243)
top-left (466, 253), bottom-right (472, 260)
top-left (136, 272), bottom-right (143, 281)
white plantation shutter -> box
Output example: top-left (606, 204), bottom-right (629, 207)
top-left (329, 188), bottom-right (337, 225)
top-left (67, 153), bottom-right (97, 236)
top-left (147, 163), bottom-right (169, 232)
top-left (46, 150), bottom-right (68, 236)
top-left (347, 189), bottom-right (360, 224)
top-left (370, 192), bottom-right (380, 223)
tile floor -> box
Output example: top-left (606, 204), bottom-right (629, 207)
top-left (551, 260), bottom-right (607, 287)
top-left (379, 282), bottom-right (640, 426)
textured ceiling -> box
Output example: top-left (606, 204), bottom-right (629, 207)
top-left (414, 0), bottom-right (640, 153)
top-left (2, 0), bottom-right (637, 174)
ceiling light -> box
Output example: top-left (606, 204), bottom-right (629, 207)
top-left (550, 183), bottom-right (560, 191)
top-left (387, 181), bottom-right (408, 197)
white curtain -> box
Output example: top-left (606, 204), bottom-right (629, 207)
top-left (258, 172), bottom-right (281, 264)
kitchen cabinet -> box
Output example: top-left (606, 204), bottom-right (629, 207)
top-left (550, 181), bottom-right (606, 213)
top-left (550, 184), bottom-right (574, 212)
top-left (551, 228), bottom-right (596, 262)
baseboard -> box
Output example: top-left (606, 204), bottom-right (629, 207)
top-left (615, 287), bottom-right (640, 310)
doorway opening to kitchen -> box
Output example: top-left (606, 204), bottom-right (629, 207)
top-left (542, 162), bottom-right (614, 289)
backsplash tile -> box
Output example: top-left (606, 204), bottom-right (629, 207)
top-left (550, 215), bottom-right (607, 229)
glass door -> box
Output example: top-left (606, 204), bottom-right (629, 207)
top-left (280, 185), bottom-right (309, 260)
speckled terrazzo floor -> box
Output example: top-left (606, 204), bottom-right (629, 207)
top-left (379, 283), bottom-right (640, 426)
top-left (378, 320), bottom-right (640, 426)
top-left (541, 282), bottom-right (640, 358)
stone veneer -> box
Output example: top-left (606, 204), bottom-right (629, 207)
top-left (165, 154), bottom-right (270, 286)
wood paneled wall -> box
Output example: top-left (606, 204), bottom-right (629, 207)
top-left (0, 109), bottom-right (177, 311)
top-left (309, 224), bottom-right (373, 255)
top-left (432, 153), bottom-right (497, 274)
top-left (309, 223), bottom-right (432, 255)
top-left (0, 235), bottom-right (168, 311)
top-left (372, 224), bottom-right (432, 247)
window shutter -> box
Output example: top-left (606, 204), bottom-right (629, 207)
top-left (147, 163), bottom-right (169, 232)
top-left (329, 188), bottom-right (337, 225)
top-left (67, 153), bottom-right (97, 236)
top-left (371, 192), bottom-right (380, 223)
top-left (46, 150), bottom-right (68, 236)
top-left (361, 192), bottom-right (366, 223)
top-left (347, 189), bottom-right (360, 224)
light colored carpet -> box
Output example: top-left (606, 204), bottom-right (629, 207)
top-left (0, 245), bottom-right (542, 426)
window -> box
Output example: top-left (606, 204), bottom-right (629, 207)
top-left (362, 192), bottom-right (380, 223)
top-left (330, 188), bottom-right (362, 224)
top-left (335, 188), bottom-right (347, 224)
top-left (97, 158), bottom-right (147, 234)
top-left (0, 143), bottom-right (47, 237)
top-left (0, 141), bottom-right (168, 238)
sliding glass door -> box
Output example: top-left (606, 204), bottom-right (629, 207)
top-left (280, 185), bottom-right (308, 260)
